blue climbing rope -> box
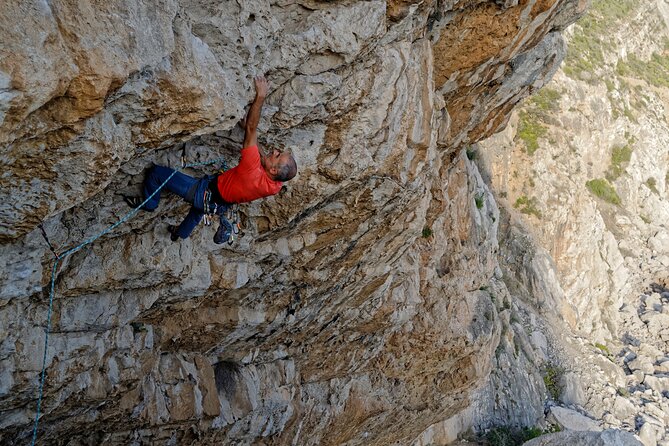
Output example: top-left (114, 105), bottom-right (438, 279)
top-left (31, 157), bottom-right (227, 445)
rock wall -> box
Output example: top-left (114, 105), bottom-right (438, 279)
top-left (0, 0), bottom-right (584, 444)
top-left (478, 0), bottom-right (669, 340)
top-left (478, 0), bottom-right (669, 443)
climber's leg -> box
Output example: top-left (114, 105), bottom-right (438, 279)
top-left (172, 176), bottom-right (211, 239)
top-left (173, 207), bottom-right (205, 240)
top-left (141, 165), bottom-right (198, 211)
top-left (213, 206), bottom-right (233, 244)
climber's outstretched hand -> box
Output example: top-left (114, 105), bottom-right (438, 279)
top-left (244, 75), bottom-right (269, 148)
top-left (254, 75), bottom-right (269, 99)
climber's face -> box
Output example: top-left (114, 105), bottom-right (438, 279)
top-left (262, 147), bottom-right (292, 180)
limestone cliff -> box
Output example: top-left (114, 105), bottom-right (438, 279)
top-left (0, 1), bottom-right (585, 444)
top-left (478, 0), bottom-right (669, 443)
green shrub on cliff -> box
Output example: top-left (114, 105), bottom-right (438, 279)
top-left (516, 112), bottom-right (547, 155)
top-left (606, 142), bottom-right (633, 180)
top-left (475, 193), bottom-right (485, 209)
top-left (563, 0), bottom-right (636, 81)
top-left (617, 51), bottom-right (669, 89)
top-left (594, 342), bottom-right (610, 355)
top-left (586, 178), bottom-right (621, 205)
top-left (485, 426), bottom-right (543, 446)
top-left (543, 364), bottom-right (564, 401)
top-left (483, 425), bottom-right (561, 446)
top-left (513, 195), bottom-right (542, 218)
top-left (529, 88), bottom-right (561, 113)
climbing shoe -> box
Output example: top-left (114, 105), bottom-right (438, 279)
top-left (123, 195), bottom-right (153, 212)
top-left (167, 225), bottom-right (180, 242)
top-left (213, 217), bottom-right (233, 245)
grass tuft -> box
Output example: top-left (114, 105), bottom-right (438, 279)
top-left (594, 343), bottom-right (614, 361)
top-left (475, 193), bottom-right (485, 209)
top-left (513, 195), bottom-right (542, 218)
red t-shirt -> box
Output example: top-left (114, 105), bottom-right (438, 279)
top-left (217, 145), bottom-right (282, 204)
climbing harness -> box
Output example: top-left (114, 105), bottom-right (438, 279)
top-left (30, 155), bottom-right (227, 446)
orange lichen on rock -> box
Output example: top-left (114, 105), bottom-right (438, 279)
top-left (469, 97), bottom-right (518, 141)
top-left (433, 0), bottom-right (560, 89)
top-left (432, 2), bottom-right (524, 88)
top-left (386, 0), bottom-right (436, 21)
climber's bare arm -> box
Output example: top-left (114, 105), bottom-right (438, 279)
top-left (243, 76), bottom-right (268, 149)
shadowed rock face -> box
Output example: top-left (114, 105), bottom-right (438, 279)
top-left (0, 1), bottom-right (584, 444)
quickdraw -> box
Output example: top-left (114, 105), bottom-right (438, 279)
top-left (226, 204), bottom-right (241, 245)
top-left (203, 189), bottom-right (218, 226)
top-left (203, 188), bottom-right (242, 245)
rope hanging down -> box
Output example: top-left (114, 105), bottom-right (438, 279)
top-left (31, 156), bottom-right (227, 446)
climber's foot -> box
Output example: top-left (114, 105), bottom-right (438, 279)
top-left (123, 195), bottom-right (153, 212)
top-left (213, 218), bottom-right (233, 245)
top-left (167, 225), bottom-right (180, 242)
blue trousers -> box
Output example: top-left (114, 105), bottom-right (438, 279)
top-left (143, 165), bottom-right (214, 239)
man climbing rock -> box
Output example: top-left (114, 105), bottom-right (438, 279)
top-left (124, 75), bottom-right (297, 243)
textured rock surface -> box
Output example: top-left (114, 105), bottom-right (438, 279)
top-left (478, 0), bottom-right (669, 339)
top-left (0, 0), bottom-right (586, 444)
top-left (522, 429), bottom-right (643, 446)
top-left (478, 0), bottom-right (669, 442)
top-left (547, 406), bottom-right (601, 431)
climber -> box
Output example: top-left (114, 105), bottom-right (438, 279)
top-left (124, 75), bottom-right (298, 243)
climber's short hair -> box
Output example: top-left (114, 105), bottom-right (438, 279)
top-left (276, 147), bottom-right (297, 182)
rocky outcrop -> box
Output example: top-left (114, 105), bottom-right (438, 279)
top-left (477, 0), bottom-right (669, 443)
top-left (477, 0), bottom-right (669, 339)
top-left (522, 429), bottom-right (643, 446)
top-left (0, 0), bottom-right (585, 444)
